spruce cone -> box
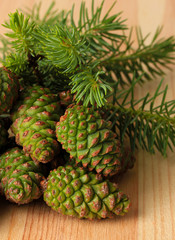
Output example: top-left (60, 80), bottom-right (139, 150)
top-left (42, 165), bottom-right (130, 220)
top-left (0, 68), bottom-right (19, 114)
top-left (11, 85), bottom-right (62, 163)
top-left (56, 104), bottom-right (122, 177)
top-left (0, 147), bottom-right (45, 204)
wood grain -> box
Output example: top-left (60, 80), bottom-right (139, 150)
top-left (0, 0), bottom-right (175, 239)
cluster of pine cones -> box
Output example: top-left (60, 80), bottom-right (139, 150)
top-left (0, 68), bottom-right (135, 220)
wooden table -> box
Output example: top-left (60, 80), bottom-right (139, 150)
top-left (0, 0), bottom-right (175, 239)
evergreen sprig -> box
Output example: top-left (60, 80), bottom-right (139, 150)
top-left (2, 1), bottom-right (175, 107)
top-left (71, 69), bottom-right (112, 107)
top-left (3, 52), bottom-right (28, 74)
top-left (1, 1), bottom-right (175, 156)
top-left (105, 78), bottom-right (175, 155)
top-left (102, 27), bottom-right (175, 86)
top-left (2, 11), bottom-right (36, 54)
top-left (34, 24), bottom-right (88, 73)
top-left (74, 0), bottom-right (127, 51)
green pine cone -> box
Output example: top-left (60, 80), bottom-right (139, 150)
top-left (43, 165), bottom-right (130, 220)
top-left (0, 147), bottom-right (45, 204)
top-left (0, 68), bottom-right (19, 114)
top-left (56, 104), bottom-right (122, 177)
top-left (11, 115), bottom-right (60, 163)
top-left (0, 119), bottom-right (8, 150)
top-left (11, 85), bottom-right (61, 121)
top-left (11, 85), bottom-right (62, 163)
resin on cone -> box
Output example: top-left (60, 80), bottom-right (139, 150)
top-left (0, 147), bottom-right (45, 204)
top-left (56, 104), bottom-right (122, 177)
top-left (42, 165), bottom-right (131, 220)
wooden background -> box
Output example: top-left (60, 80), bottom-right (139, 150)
top-left (0, 0), bottom-right (175, 239)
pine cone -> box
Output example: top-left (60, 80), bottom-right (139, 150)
top-left (11, 85), bottom-right (62, 163)
top-left (0, 68), bottom-right (19, 114)
top-left (42, 165), bottom-right (130, 220)
top-left (56, 104), bottom-right (122, 177)
top-left (0, 147), bottom-right (45, 204)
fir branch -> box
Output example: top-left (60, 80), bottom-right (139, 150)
top-left (34, 24), bottom-right (88, 73)
top-left (72, 0), bottom-right (127, 59)
top-left (76, 0), bottom-right (126, 40)
top-left (2, 11), bottom-right (36, 54)
top-left (100, 27), bottom-right (175, 86)
top-left (3, 52), bottom-right (28, 74)
top-left (71, 68), bottom-right (112, 107)
top-left (105, 78), bottom-right (175, 156)
top-left (1, 1), bottom-right (175, 112)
